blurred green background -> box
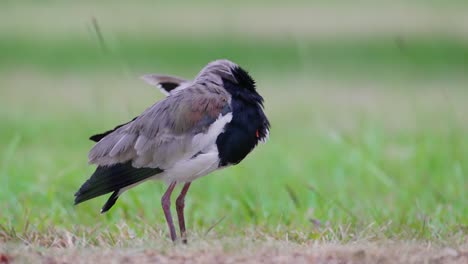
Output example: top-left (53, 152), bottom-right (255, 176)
top-left (0, 1), bottom-right (466, 244)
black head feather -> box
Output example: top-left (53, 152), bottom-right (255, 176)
top-left (231, 66), bottom-right (256, 92)
top-left (222, 66), bottom-right (263, 107)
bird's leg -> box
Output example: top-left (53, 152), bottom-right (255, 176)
top-left (161, 181), bottom-right (177, 242)
top-left (175, 182), bottom-right (192, 244)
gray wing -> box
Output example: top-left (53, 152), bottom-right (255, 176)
top-left (88, 83), bottom-right (232, 170)
top-left (140, 74), bottom-right (189, 96)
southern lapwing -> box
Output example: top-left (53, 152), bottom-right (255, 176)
top-left (74, 59), bottom-right (270, 243)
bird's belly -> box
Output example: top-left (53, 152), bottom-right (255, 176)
top-left (160, 151), bottom-right (220, 184)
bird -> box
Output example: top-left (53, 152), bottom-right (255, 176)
top-left (74, 59), bottom-right (270, 243)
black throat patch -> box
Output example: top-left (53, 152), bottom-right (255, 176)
top-left (216, 73), bottom-right (270, 166)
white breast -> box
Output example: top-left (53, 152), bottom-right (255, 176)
top-left (160, 149), bottom-right (220, 183)
top-left (160, 112), bottom-right (232, 184)
top-left (191, 113), bottom-right (232, 151)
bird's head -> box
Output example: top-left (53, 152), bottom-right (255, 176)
top-left (195, 59), bottom-right (263, 105)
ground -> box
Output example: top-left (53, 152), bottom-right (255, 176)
top-left (2, 240), bottom-right (468, 264)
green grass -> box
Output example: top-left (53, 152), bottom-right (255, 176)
top-left (1, 71), bottom-right (466, 246)
top-left (1, 35), bottom-right (467, 79)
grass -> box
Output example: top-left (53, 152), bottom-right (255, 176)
top-left (1, 0), bottom-right (467, 262)
top-left (1, 73), bottom-right (466, 244)
top-left (2, 238), bottom-right (467, 263)
top-left (1, 35), bottom-right (468, 79)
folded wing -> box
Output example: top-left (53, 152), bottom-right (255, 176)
top-left (88, 83), bottom-right (232, 169)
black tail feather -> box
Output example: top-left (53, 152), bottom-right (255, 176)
top-left (100, 190), bottom-right (120, 213)
top-left (74, 161), bottom-right (162, 206)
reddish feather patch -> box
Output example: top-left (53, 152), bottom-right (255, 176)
top-left (0, 253), bottom-right (12, 264)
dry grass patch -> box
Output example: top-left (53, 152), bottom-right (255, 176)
top-left (1, 239), bottom-right (467, 264)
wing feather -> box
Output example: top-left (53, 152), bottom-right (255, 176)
top-left (109, 133), bottom-right (137, 157)
top-left (88, 83), bottom-right (232, 169)
top-left (140, 74), bottom-right (188, 96)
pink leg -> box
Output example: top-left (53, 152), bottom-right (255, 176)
top-left (161, 181), bottom-right (177, 242)
top-left (176, 182), bottom-right (192, 244)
